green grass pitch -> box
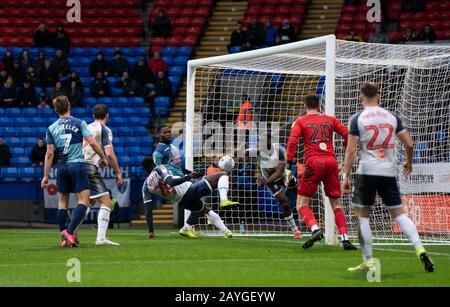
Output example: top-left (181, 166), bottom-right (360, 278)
top-left (0, 228), bottom-right (449, 287)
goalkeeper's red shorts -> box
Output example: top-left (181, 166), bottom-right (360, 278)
top-left (297, 156), bottom-right (341, 199)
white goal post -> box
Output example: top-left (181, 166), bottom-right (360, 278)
top-left (185, 35), bottom-right (450, 245)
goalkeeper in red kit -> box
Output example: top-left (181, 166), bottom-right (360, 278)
top-left (286, 95), bottom-right (356, 250)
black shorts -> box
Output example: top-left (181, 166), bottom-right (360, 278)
top-left (85, 164), bottom-right (109, 199)
top-left (179, 179), bottom-right (213, 212)
top-left (352, 175), bottom-right (402, 209)
top-left (57, 162), bottom-right (90, 194)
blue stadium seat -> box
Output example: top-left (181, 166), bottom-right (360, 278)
top-left (80, 77), bottom-right (91, 86)
top-left (125, 137), bottom-right (139, 146)
top-left (107, 76), bottom-right (118, 84)
top-left (177, 47), bottom-right (192, 56)
top-left (129, 117), bottom-right (142, 125)
top-left (135, 107), bottom-right (150, 117)
top-left (67, 57), bottom-right (76, 66)
top-left (168, 76), bottom-right (181, 86)
top-left (128, 58), bottom-right (138, 67)
top-left (0, 117), bottom-right (13, 127)
top-left (114, 97), bottom-right (129, 106)
top-left (14, 157), bottom-right (30, 167)
top-left (101, 47), bottom-right (116, 56)
top-left (122, 107), bottom-right (135, 117)
top-left (36, 127), bottom-right (47, 138)
top-left (97, 97), bottom-right (113, 105)
top-left (154, 106), bottom-right (169, 117)
top-left (154, 96), bottom-right (171, 107)
top-left (78, 58), bottom-right (91, 67)
top-left (86, 47), bottom-right (101, 56)
top-left (138, 136), bottom-right (154, 147)
top-left (168, 66), bottom-right (185, 76)
top-left (108, 107), bottom-right (120, 117)
top-left (39, 108), bottom-right (55, 118)
top-left (44, 117), bottom-right (54, 126)
top-left (120, 48), bottom-right (133, 57)
top-left (127, 146), bottom-right (142, 156)
top-left (6, 137), bottom-right (21, 147)
top-left (23, 108), bottom-right (39, 118)
top-left (11, 147), bottom-right (25, 156)
top-left (35, 166), bottom-right (43, 179)
top-left (70, 47), bottom-right (86, 57)
top-left (111, 87), bottom-right (123, 97)
top-left (78, 67), bottom-right (90, 76)
top-left (113, 136), bottom-right (122, 146)
top-left (134, 126), bottom-right (148, 136)
top-left (83, 97), bottom-right (96, 107)
top-left (1, 167), bottom-right (18, 182)
top-left (22, 137), bottom-right (37, 147)
top-left (114, 147), bottom-right (125, 155)
top-left (11, 47), bottom-right (23, 58)
top-left (19, 167), bottom-right (35, 182)
top-left (83, 88), bottom-right (91, 97)
top-left (162, 56), bottom-right (174, 65)
top-left (110, 117), bottom-right (127, 127)
top-left (229, 46), bottom-right (241, 54)
top-left (174, 56), bottom-right (189, 66)
top-left (71, 107), bottom-right (89, 118)
top-left (142, 147), bottom-right (153, 156)
top-left (82, 117), bottom-right (92, 124)
top-left (42, 48), bottom-right (55, 56)
top-left (161, 47), bottom-right (176, 56)
top-left (13, 117), bottom-right (28, 127)
top-left (132, 155), bottom-right (145, 166)
top-left (118, 127), bottom-right (134, 136)
top-left (118, 155), bottom-right (132, 166)
top-left (18, 127), bottom-right (34, 137)
top-left (134, 47), bottom-right (146, 57)
top-left (414, 142), bottom-right (427, 163)
top-left (0, 127), bottom-right (17, 136)
top-left (0, 108), bottom-right (4, 117)
top-left (129, 97), bottom-right (144, 106)
top-left (29, 118), bottom-right (45, 127)
top-left (6, 108), bottom-right (21, 117)
top-left (0, 47), bottom-right (7, 56)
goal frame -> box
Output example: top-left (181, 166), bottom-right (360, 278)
top-left (185, 35), bottom-right (338, 245)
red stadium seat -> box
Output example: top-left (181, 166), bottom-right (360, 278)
top-left (260, 7), bottom-right (274, 16)
top-left (278, 0), bottom-right (292, 6)
top-left (179, 8), bottom-right (194, 17)
top-left (388, 31), bottom-right (403, 43)
top-left (387, 2), bottom-right (402, 11)
top-left (277, 6), bottom-right (290, 16)
top-left (443, 21), bottom-right (450, 30)
top-left (171, 27), bottom-right (186, 36)
top-left (263, 0), bottom-right (278, 6)
top-left (388, 11), bottom-right (401, 22)
top-left (439, 2), bottom-right (450, 10)
top-left (246, 7), bottom-right (260, 16)
top-left (185, 27), bottom-right (202, 37)
top-left (151, 37), bottom-right (166, 47)
top-left (445, 29), bottom-right (450, 39)
top-left (353, 23), bottom-right (366, 33)
top-left (166, 7), bottom-right (180, 18)
top-left (426, 11), bottom-right (440, 21)
top-left (98, 37), bottom-right (113, 46)
top-left (182, 36), bottom-right (197, 47)
top-left (425, 2), bottom-right (440, 11)
top-left (191, 17), bottom-right (206, 27)
top-left (341, 6), bottom-right (356, 14)
top-left (339, 14), bottom-right (353, 24)
top-left (197, 0), bottom-right (213, 7)
top-left (127, 37), bottom-right (141, 46)
top-left (414, 12), bottom-right (427, 21)
top-left (429, 21), bottom-right (443, 31)
top-left (354, 13), bottom-right (367, 23)
top-left (400, 21), bottom-right (415, 31)
top-left (291, 6), bottom-right (305, 15)
top-left (124, 27), bottom-right (143, 36)
top-left (194, 7), bottom-right (210, 17)
top-left (166, 36), bottom-right (183, 47)
top-left (173, 17), bottom-right (191, 27)
top-left (336, 24), bottom-right (351, 34)
top-left (399, 13), bottom-right (413, 22)
top-left (414, 21), bottom-right (427, 32)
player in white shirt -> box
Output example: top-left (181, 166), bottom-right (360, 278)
top-left (83, 104), bottom-right (124, 246)
top-left (342, 82), bottom-right (435, 273)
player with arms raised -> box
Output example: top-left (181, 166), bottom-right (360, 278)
top-left (342, 82), bottom-right (435, 273)
top-left (286, 94), bottom-right (355, 250)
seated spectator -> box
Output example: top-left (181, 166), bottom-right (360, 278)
top-left (241, 40), bottom-right (254, 52)
top-left (25, 67), bottom-right (37, 85)
top-left (51, 49), bottom-right (71, 79)
top-left (37, 59), bottom-right (57, 87)
top-left (151, 9), bottom-right (172, 38)
top-left (34, 24), bottom-right (52, 48)
top-left (90, 72), bottom-right (111, 98)
top-left (15, 79), bottom-right (38, 108)
top-left (0, 59), bottom-right (4, 72)
top-left (110, 50), bottom-right (129, 77)
top-left (116, 71), bottom-right (138, 97)
top-left (90, 52), bottom-right (110, 77)
top-left (66, 80), bottom-right (83, 108)
top-left (32, 51), bottom-right (46, 75)
top-left (130, 58), bottom-right (156, 98)
top-left (2, 51), bottom-right (14, 73)
top-left (228, 22), bottom-right (246, 52)
top-left (403, 28), bottom-right (416, 42)
top-left (418, 24), bottom-right (436, 43)
top-left (1, 78), bottom-right (17, 107)
top-left (344, 30), bottom-right (363, 42)
top-left (369, 23), bottom-right (389, 44)
top-left (264, 20), bottom-right (278, 46)
top-left (38, 89), bottom-right (51, 108)
top-left (63, 70), bottom-right (83, 90)
top-left (278, 19), bottom-right (296, 44)
top-left (0, 70), bottom-right (8, 90)
top-left (52, 23), bottom-right (71, 54)
top-left (154, 70), bottom-right (172, 97)
top-left (148, 52), bottom-right (167, 77)
top-left (19, 50), bottom-right (32, 70)
top-left (29, 138), bottom-right (47, 166)
top-left (0, 138), bottom-right (11, 166)
top-left (8, 60), bottom-right (26, 86)
top-left (50, 80), bottom-right (67, 101)
top-left (247, 18), bottom-right (266, 46)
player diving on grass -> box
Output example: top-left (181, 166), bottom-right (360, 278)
top-left (342, 82), bottom-right (435, 273)
top-left (286, 94), bottom-right (356, 250)
top-left (239, 132), bottom-right (302, 238)
top-left (141, 156), bottom-right (238, 238)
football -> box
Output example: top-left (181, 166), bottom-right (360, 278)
top-left (218, 155), bottom-right (235, 173)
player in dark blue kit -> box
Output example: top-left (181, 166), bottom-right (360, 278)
top-left (41, 96), bottom-right (109, 247)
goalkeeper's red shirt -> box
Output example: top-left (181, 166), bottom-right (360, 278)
top-left (286, 112), bottom-right (348, 163)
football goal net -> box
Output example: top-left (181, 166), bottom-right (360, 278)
top-left (184, 35), bottom-right (450, 245)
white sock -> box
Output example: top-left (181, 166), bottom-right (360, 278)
top-left (395, 213), bottom-right (422, 249)
top-left (182, 223), bottom-right (193, 231)
top-left (96, 206), bottom-right (111, 241)
top-left (284, 214), bottom-right (298, 232)
top-left (311, 224), bottom-right (319, 232)
top-left (358, 217), bottom-right (372, 261)
top-left (340, 233), bottom-right (349, 241)
top-left (206, 210), bottom-right (229, 233)
top-left (218, 175), bottom-right (229, 202)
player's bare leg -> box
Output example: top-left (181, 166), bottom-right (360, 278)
top-left (275, 193), bottom-right (301, 238)
top-left (203, 172), bottom-right (239, 208)
top-left (389, 207), bottom-right (434, 272)
top-left (329, 198), bottom-right (356, 250)
top-left (297, 195), bottom-right (323, 249)
top-left (95, 193), bottom-right (119, 246)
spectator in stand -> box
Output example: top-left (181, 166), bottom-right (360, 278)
top-left (50, 80), bottom-right (67, 101)
top-left (116, 71), bottom-right (138, 97)
top-left (19, 50), bottom-right (32, 70)
top-left (228, 22), bottom-right (246, 53)
top-left (38, 89), bottom-right (51, 108)
top-left (66, 80), bottom-right (83, 108)
top-left (32, 51), bottom-right (46, 76)
top-left (8, 60), bottom-right (26, 86)
top-left (25, 67), bottom-right (37, 85)
top-left (109, 50), bottom-right (129, 77)
top-left (34, 24), bottom-right (52, 48)
top-left (0, 138), bottom-right (12, 167)
top-left (368, 23), bottom-right (389, 44)
top-left (51, 49), bottom-right (71, 79)
top-left (148, 52), bottom-right (167, 77)
top-left (278, 19), bottom-right (296, 44)
top-left (63, 69), bottom-right (83, 90)
top-left (0, 70), bottom-right (8, 90)
top-left (29, 138), bottom-right (47, 166)
top-left (403, 27), bottom-right (416, 42)
top-left (52, 23), bottom-right (71, 54)
top-left (154, 70), bottom-right (172, 97)
top-left (90, 52), bottom-right (110, 77)
top-left (1, 78), bottom-right (17, 108)
top-left (131, 57), bottom-right (156, 94)
top-left (37, 59), bottom-right (57, 87)
top-left (247, 18), bottom-right (266, 46)
top-left (15, 79), bottom-right (39, 108)
top-left (241, 40), bottom-right (254, 52)
top-left (344, 30), bottom-right (363, 42)
top-left (90, 72), bottom-right (111, 98)
top-left (418, 24), bottom-right (437, 43)
top-left (264, 20), bottom-right (278, 46)
top-left (2, 51), bottom-right (14, 73)
top-left (151, 9), bottom-right (172, 38)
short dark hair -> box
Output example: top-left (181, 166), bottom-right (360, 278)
top-left (159, 125), bottom-right (169, 132)
top-left (53, 96), bottom-right (70, 115)
top-left (142, 156), bottom-right (155, 174)
top-left (360, 82), bottom-right (379, 99)
top-left (93, 104), bottom-right (108, 120)
top-left (303, 94), bottom-right (320, 110)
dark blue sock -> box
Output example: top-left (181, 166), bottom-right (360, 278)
top-left (144, 202), bottom-right (154, 232)
top-left (67, 204), bottom-right (88, 234)
top-left (57, 209), bottom-right (68, 232)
